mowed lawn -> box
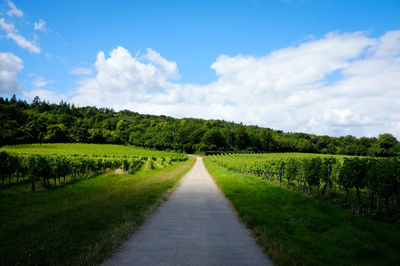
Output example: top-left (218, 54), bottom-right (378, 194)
top-left (204, 158), bottom-right (400, 266)
top-left (0, 157), bottom-right (195, 266)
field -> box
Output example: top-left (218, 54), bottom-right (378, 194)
top-left (2, 145), bottom-right (400, 265)
top-left (0, 143), bottom-right (195, 265)
top-left (204, 157), bottom-right (400, 265)
top-left (0, 143), bottom-right (184, 157)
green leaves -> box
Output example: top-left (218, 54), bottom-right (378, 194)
top-left (210, 153), bottom-right (400, 214)
top-left (0, 152), bottom-right (147, 188)
top-left (303, 158), bottom-right (323, 190)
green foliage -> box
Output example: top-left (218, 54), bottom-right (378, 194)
top-left (376, 133), bottom-right (400, 157)
top-left (284, 158), bottom-right (299, 184)
top-left (0, 144), bottom-right (187, 188)
top-left (145, 157), bottom-right (155, 171)
top-left (44, 124), bottom-right (68, 142)
top-left (0, 151), bottom-right (9, 184)
top-left (204, 158), bottom-right (400, 266)
top-left (0, 156), bottom-right (195, 265)
top-left (339, 158), bottom-right (368, 204)
top-left (321, 157), bottom-right (337, 195)
top-left (202, 128), bottom-right (226, 150)
top-left (303, 158), bottom-right (323, 191)
top-left (209, 153), bottom-right (400, 218)
top-left (1, 96), bottom-right (399, 156)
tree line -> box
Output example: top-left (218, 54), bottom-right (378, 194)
top-left (1, 95), bottom-right (399, 156)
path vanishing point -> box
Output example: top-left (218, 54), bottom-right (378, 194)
top-left (103, 157), bottom-right (272, 266)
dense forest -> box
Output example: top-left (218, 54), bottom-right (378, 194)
top-left (1, 95), bottom-right (399, 156)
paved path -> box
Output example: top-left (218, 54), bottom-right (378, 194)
top-left (103, 157), bottom-right (272, 266)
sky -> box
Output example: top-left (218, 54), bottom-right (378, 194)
top-left (1, 0), bottom-right (400, 138)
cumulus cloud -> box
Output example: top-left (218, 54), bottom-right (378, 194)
top-left (71, 46), bottom-right (180, 106)
top-left (70, 67), bottom-right (93, 75)
top-left (6, 1), bottom-right (23, 17)
top-left (0, 52), bottom-right (23, 96)
top-left (0, 18), bottom-right (41, 53)
top-left (33, 19), bottom-right (46, 31)
top-left (141, 48), bottom-right (179, 80)
top-left (68, 30), bottom-right (400, 138)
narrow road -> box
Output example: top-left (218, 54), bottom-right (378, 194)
top-left (103, 157), bottom-right (272, 266)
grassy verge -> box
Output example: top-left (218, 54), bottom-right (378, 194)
top-left (204, 158), bottom-right (400, 266)
top-left (0, 157), bottom-right (195, 265)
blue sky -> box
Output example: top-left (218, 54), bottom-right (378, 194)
top-left (1, 0), bottom-right (400, 138)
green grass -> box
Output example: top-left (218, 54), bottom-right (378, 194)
top-left (0, 143), bottom-right (183, 158)
top-left (204, 158), bottom-right (400, 266)
top-left (0, 156), bottom-right (195, 265)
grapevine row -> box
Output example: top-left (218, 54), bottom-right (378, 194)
top-left (209, 154), bottom-right (400, 213)
top-left (0, 151), bottom-right (187, 190)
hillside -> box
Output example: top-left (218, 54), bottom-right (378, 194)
top-left (1, 95), bottom-right (399, 156)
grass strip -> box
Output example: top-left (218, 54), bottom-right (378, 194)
top-left (204, 158), bottom-right (400, 266)
top-left (0, 157), bottom-right (195, 265)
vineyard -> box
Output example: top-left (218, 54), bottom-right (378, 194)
top-left (209, 153), bottom-right (400, 218)
top-left (0, 143), bottom-right (193, 265)
top-left (0, 143), bottom-right (187, 190)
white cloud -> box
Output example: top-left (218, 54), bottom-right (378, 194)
top-left (0, 52), bottom-right (23, 96)
top-left (33, 19), bottom-right (46, 31)
top-left (6, 1), bottom-right (23, 17)
top-left (71, 46), bottom-right (180, 106)
top-left (23, 89), bottom-right (67, 104)
top-left (70, 67), bottom-right (93, 75)
top-left (29, 74), bottom-right (54, 88)
top-left (142, 48), bottom-right (179, 79)
top-left (63, 30), bottom-right (400, 138)
top-left (0, 18), bottom-right (41, 53)
top-left (0, 17), bottom-right (13, 31)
